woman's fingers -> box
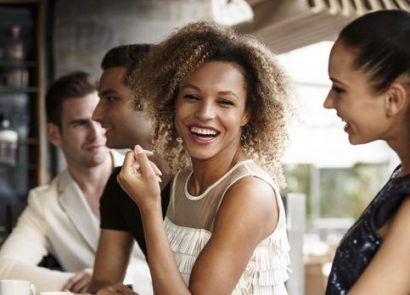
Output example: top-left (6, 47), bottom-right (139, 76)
top-left (119, 146), bottom-right (162, 186)
top-left (150, 161), bottom-right (162, 176)
top-left (150, 162), bottom-right (162, 183)
top-left (123, 150), bottom-right (137, 173)
top-left (118, 145), bottom-right (162, 209)
top-left (134, 145), bottom-right (162, 180)
top-left (134, 145), bottom-right (154, 157)
top-left (135, 145), bottom-right (155, 176)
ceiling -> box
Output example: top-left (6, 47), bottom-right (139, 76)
top-left (238, 0), bottom-right (410, 53)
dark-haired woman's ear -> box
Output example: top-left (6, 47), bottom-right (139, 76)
top-left (384, 82), bottom-right (408, 117)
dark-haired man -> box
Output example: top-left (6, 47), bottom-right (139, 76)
top-left (89, 45), bottom-right (171, 295)
top-left (0, 72), bottom-right (124, 293)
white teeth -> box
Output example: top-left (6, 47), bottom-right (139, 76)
top-left (190, 126), bottom-right (217, 136)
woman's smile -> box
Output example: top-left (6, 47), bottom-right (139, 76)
top-left (188, 124), bottom-right (220, 145)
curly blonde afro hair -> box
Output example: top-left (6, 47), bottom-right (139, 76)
top-left (130, 21), bottom-right (293, 188)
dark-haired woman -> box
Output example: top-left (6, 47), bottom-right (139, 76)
top-left (324, 10), bottom-right (410, 295)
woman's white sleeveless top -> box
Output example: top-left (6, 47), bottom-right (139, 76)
top-left (165, 160), bottom-right (290, 294)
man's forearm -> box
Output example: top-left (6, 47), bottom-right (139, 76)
top-left (0, 258), bottom-right (72, 292)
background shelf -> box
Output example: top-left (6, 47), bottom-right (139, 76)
top-left (0, 60), bottom-right (37, 67)
top-left (0, 86), bottom-right (37, 93)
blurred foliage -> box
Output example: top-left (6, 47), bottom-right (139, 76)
top-left (284, 162), bottom-right (390, 222)
top-left (284, 164), bottom-right (312, 219)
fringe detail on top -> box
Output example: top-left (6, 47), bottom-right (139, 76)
top-left (164, 218), bottom-right (290, 294)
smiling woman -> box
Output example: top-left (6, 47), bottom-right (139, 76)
top-left (323, 10), bottom-right (410, 295)
top-left (131, 22), bottom-right (293, 186)
top-left (118, 21), bottom-right (294, 294)
top-left (174, 61), bottom-right (249, 164)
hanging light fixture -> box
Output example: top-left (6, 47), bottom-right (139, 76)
top-left (212, 0), bottom-right (254, 25)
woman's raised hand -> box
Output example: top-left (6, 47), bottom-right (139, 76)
top-left (117, 145), bottom-right (162, 212)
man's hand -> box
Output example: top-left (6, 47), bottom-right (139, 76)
top-left (63, 268), bottom-right (93, 293)
top-left (96, 283), bottom-right (138, 294)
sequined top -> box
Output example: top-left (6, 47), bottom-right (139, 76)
top-left (165, 160), bottom-right (290, 294)
top-left (326, 166), bottom-right (410, 295)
